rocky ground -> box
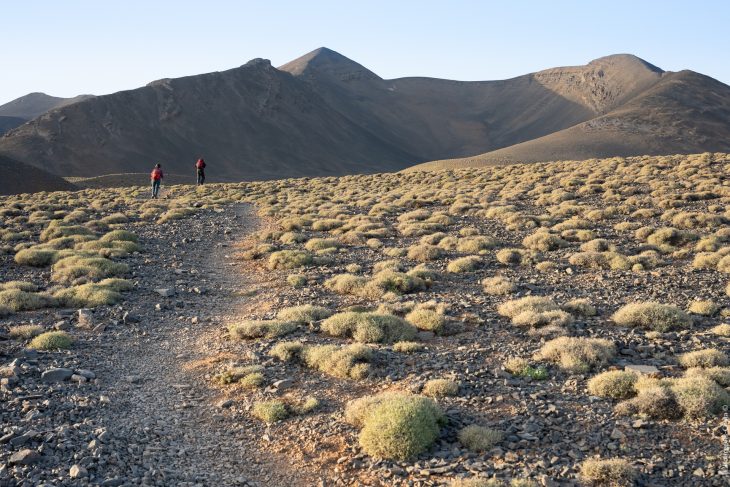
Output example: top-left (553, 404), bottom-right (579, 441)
top-left (2, 153), bottom-right (730, 487)
top-left (1, 204), bottom-right (321, 486)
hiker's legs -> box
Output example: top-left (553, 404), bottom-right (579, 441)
top-left (152, 180), bottom-right (160, 198)
top-left (200, 170), bottom-right (205, 185)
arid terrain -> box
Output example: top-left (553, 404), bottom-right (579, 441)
top-left (1, 152), bottom-right (729, 486)
top-left (1, 49), bottom-right (730, 187)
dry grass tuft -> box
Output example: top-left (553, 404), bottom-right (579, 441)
top-left (579, 458), bottom-right (636, 487)
top-left (678, 348), bottom-right (729, 368)
top-left (535, 336), bottom-right (615, 373)
top-left (611, 302), bottom-right (691, 332)
top-left (457, 425), bottom-right (503, 452)
top-left (422, 378), bottom-right (459, 397)
top-left (587, 370), bottom-right (637, 399)
top-left (345, 392), bottom-right (444, 461)
top-left (28, 331), bottom-right (73, 350)
top-left (321, 312), bottom-right (416, 343)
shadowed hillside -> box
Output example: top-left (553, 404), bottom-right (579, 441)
top-left (0, 155), bottom-right (77, 195)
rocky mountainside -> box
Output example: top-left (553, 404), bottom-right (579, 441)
top-left (0, 93), bottom-right (93, 135)
top-left (1, 48), bottom-right (729, 181)
top-left (412, 70), bottom-right (730, 170)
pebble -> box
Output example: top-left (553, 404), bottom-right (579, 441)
top-left (9, 449), bottom-right (41, 465)
top-left (41, 368), bottom-right (74, 383)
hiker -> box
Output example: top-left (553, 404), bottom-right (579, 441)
top-left (151, 163), bottom-right (163, 198)
top-left (196, 158), bottom-right (206, 185)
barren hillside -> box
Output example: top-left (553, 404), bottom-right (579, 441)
top-left (2, 49), bottom-right (728, 183)
top-left (0, 155), bottom-right (77, 195)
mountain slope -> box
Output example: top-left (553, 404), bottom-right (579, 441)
top-left (0, 116), bottom-right (26, 136)
top-left (0, 155), bottom-right (77, 195)
top-left (0, 48), bottom-right (728, 181)
top-left (412, 70), bottom-right (730, 170)
top-left (0, 92), bottom-right (93, 120)
top-left (0, 58), bottom-right (416, 179)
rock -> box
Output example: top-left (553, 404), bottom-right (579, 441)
top-left (610, 428), bottom-right (626, 440)
top-left (272, 379), bottom-right (293, 391)
top-left (417, 331), bottom-right (435, 341)
top-left (9, 449), bottom-right (40, 465)
top-left (76, 369), bottom-right (96, 379)
top-left (41, 368), bottom-right (73, 383)
top-left (154, 288), bottom-right (175, 298)
top-left (625, 364), bottom-right (660, 377)
top-left (77, 309), bottom-right (94, 328)
top-left (217, 399), bottom-right (234, 409)
top-left (70, 464), bottom-right (87, 479)
top-left (9, 430), bottom-right (37, 446)
top-left (122, 311), bottom-right (140, 324)
top-left (53, 320), bottom-right (72, 330)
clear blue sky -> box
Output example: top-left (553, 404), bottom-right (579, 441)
top-left (3, 0), bottom-right (729, 105)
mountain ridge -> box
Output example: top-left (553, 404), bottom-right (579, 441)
top-left (0, 48), bottom-right (728, 184)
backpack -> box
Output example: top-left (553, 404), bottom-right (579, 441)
top-left (196, 159), bottom-right (206, 169)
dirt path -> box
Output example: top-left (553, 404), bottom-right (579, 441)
top-left (83, 204), bottom-right (317, 486)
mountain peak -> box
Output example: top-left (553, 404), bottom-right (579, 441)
top-left (278, 47), bottom-right (380, 81)
top-left (588, 53), bottom-right (664, 74)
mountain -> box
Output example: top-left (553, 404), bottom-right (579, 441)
top-left (0, 48), bottom-right (728, 182)
top-left (0, 92), bottom-right (94, 120)
top-left (410, 69), bottom-right (730, 171)
top-left (0, 155), bottom-right (77, 195)
top-left (0, 92), bottom-right (94, 135)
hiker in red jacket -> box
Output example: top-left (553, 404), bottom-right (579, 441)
top-left (195, 158), bottom-right (206, 185)
top-left (151, 163), bottom-right (163, 198)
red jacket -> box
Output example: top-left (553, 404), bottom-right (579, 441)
top-left (196, 159), bottom-right (206, 169)
top-left (151, 168), bottom-right (163, 181)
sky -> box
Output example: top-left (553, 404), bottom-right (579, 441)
top-left (2, 0), bottom-right (729, 105)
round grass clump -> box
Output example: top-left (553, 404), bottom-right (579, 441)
top-left (535, 336), bottom-right (615, 373)
top-left (611, 302), bottom-right (692, 332)
top-left (14, 248), bottom-right (59, 267)
top-left (407, 244), bottom-right (444, 262)
top-left (267, 250), bottom-right (314, 270)
top-left (276, 304), bottom-right (332, 324)
top-left (587, 370), bottom-right (638, 399)
top-left (99, 230), bottom-right (138, 242)
top-left (710, 323), bottom-right (730, 337)
top-left (482, 276), bottom-right (516, 295)
top-left (321, 312), bottom-right (416, 343)
top-left (0, 289), bottom-right (56, 311)
top-left (446, 256), bottom-right (482, 273)
top-left (422, 378), bottom-right (459, 397)
top-left (405, 308), bottom-right (445, 334)
top-left (579, 458), bottom-right (636, 487)
top-left (678, 348), bottom-right (729, 368)
top-left (687, 300), bottom-right (718, 316)
top-left (8, 324), bottom-right (44, 339)
top-left (29, 331), bottom-right (73, 350)
top-left (671, 376), bottom-right (730, 419)
top-left (252, 400), bottom-right (289, 423)
top-left (346, 392), bottom-right (444, 461)
top-left (286, 274), bottom-right (307, 288)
